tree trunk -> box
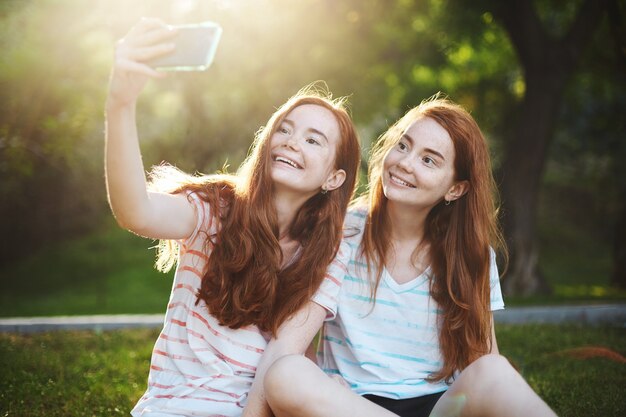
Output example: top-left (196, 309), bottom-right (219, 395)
top-left (490, 0), bottom-right (609, 295)
top-left (500, 74), bottom-right (567, 295)
top-left (611, 190), bottom-right (626, 289)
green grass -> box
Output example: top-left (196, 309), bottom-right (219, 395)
top-left (0, 325), bottom-right (623, 417)
top-left (0, 328), bottom-right (157, 417)
top-left (496, 324), bottom-right (626, 416)
top-left (0, 219), bottom-right (173, 317)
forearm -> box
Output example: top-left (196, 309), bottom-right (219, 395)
top-left (242, 347), bottom-right (281, 417)
top-left (489, 319), bottom-right (499, 354)
top-left (104, 101), bottom-right (153, 231)
top-left (242, 302), bottom-right (327, 417)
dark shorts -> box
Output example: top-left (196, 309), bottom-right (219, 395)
top-left (363, 391), bottom-right (445, 417)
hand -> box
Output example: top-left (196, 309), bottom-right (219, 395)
top-left (107, 18), bottom-right (177, 108)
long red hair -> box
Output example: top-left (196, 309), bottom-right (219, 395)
top-left (150, 87), bottom-right (360, 335)
top-left (360, 96), bottom-right (507, 382)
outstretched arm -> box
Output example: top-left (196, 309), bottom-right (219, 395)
top-left (241, 302), bottom-right (327, 417)
top-left (489, 319), bottom-right (499, 354)
top-left (105, 18), bottom-right (195, 240)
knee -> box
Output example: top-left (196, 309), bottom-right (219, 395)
top-left (464, 353), bottom-right (517, 382)
top-left (265, 354), bottom-right (316, 412)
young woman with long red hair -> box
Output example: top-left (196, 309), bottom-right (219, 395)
top-left (105, 19), bottom-right (360, 417)
top-left (264, 97), bottom-right (557, 417)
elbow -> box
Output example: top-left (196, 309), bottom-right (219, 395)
top-left (111, 211), bottom-right (137, 232)
top-left (109, 204), bottom-right (151, 235)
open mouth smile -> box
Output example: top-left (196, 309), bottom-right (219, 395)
top-left (274, 156), bottom-right (303, 169)
top-left (389, 173), bottom-right (416, 188)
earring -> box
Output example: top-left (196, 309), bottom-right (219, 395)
top-left (321, 187), bottom-right (328, 195)
top-left (445, 199), bottom-right (451, 206)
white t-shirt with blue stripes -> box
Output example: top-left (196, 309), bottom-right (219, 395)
top-left (317, 207), bottom-right (505, 399)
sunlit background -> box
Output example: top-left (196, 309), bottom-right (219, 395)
top-left (0, 2), bottom-right (625, 415)
top-left (0, 0), bottom-right (624, 316)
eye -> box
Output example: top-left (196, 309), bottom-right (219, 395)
top-left (423, 156), bottom-right (437, 166)
top-left (397, 141), bottom-right (408, 151)
top-left (306, 137), bottom-right (321, 146)
top-left (277, 123), bottom-right (291, 135)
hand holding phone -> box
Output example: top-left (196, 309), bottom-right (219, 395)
top-left (147, 22), bottom-right (222, 71)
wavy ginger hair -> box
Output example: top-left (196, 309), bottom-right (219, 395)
top-left (150, 87), bottom-right (360, 336)
top-left (360, 96), bottom-right (506, 382)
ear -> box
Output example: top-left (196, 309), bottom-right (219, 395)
top-left (445, 180), bottom-right (469, 202)
top-left (323, 169), bottom-right (347, 192)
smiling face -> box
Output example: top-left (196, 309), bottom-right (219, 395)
top-left (382, 116), bottom-right (467, 210)
top-left (269, 104), bottom-right (346, 199)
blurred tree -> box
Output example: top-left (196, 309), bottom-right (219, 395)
top-left (0, 0), bottom-right (111, 264)
top-left (0, 0), bottom-right (381, 266)
top-left (486, 0), bottom-right (613, 295)
top-left (341, 0), bottom-right (622, 295)
top-left (606, 0), bottom-right (626, 289)
top-left (545, 0), bottom-right (626, 290)
top-left (1, 0), bottom-right (622, 297)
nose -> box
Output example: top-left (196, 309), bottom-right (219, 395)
top-left (397, 153), bottom-right (414, 173)
top-left (285, 135), bottom-right (300, 150)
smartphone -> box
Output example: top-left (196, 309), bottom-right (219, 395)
top-left (148, 21), bottom-right (222, 71)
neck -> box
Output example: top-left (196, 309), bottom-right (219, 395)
top-left (386, 200), bottom-right (428, 243)
top-left (273, 189), bottom-right (311, 239)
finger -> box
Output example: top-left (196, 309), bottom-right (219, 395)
top-left (125, 17), bottom-right (168, 40)
top-left (136, 17), bottom-right (168, 32)
top-left (126, 42), bottom-right (175, 62)
top-left (117, 59), bottom-right (167, 79)
top-left (131, 26), bottom-right (178, 48)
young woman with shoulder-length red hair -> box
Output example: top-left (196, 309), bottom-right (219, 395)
top-left (264, 97), bottom-right (557, 417)
top-left (105, 19), bottom-right (360, 417)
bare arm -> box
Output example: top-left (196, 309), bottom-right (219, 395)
top-left (241, 302), bottom-right (328, 417)
top-left (105, 18), bottom-right (196, 240)
top-left (490, 317), bottom-right (499, 354)
top-left (304, 340), bottom-right (318, 362)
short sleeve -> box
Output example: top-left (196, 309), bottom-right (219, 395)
top-left (179, 191), bottom-right (215, 247)
top-left (311, 238), bottom-right (351, 320)
top-left (489, 248), bottom-right (505, 311)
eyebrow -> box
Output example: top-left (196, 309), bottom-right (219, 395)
top-left (401, 133), bottom-right (446, 161)
top-left (283, 118), bottom-right (329, 144)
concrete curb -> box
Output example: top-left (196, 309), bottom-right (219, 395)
top-left (493, 304), bottom-right (626, 325)
top-left (0, 304), bottom-right (624, 333)
top-left (0, 314), bottom-right (163, 333)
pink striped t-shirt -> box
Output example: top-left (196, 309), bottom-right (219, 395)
top-left (131, 192), bottom-right (345, 417)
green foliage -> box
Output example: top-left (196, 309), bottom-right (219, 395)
top-left (0, 0), bottom-right (381, 265)
top-left (0, 325), bottom-right (623, 416)
top-left (1, 0), bottom-right (622, 294)
top-left (0, 210), bottom-right (622, 318)
top-left (0, 218), bottom-right (171, 317)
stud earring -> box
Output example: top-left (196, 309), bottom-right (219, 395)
top-left (321, 187), bottom-right (328, 195)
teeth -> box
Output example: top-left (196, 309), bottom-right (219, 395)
top-left (391, 174), bottom-right (416, 188)
top-left (275, 156), bottom-right (301, 169)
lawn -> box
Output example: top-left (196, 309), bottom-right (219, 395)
top-left (1, 216), bottom-right (624, 416)
top-left (0, 219), bottom-right (174, 317)
top-left (0, 324), bottom-right (624, 417)
top-left (1, 217), bottom-right (624, 318)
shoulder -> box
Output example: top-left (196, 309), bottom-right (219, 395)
top-left (343, 205), bottom-right (368, 236)
top-left (181, 184), bottom-right (234, 242)
top-left (335, 206), bottom-right (367, 261)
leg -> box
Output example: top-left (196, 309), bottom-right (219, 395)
top-left (264, 355), bottom-right (397, 417)
top-left (430, 354), bottom-right (557, 417)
